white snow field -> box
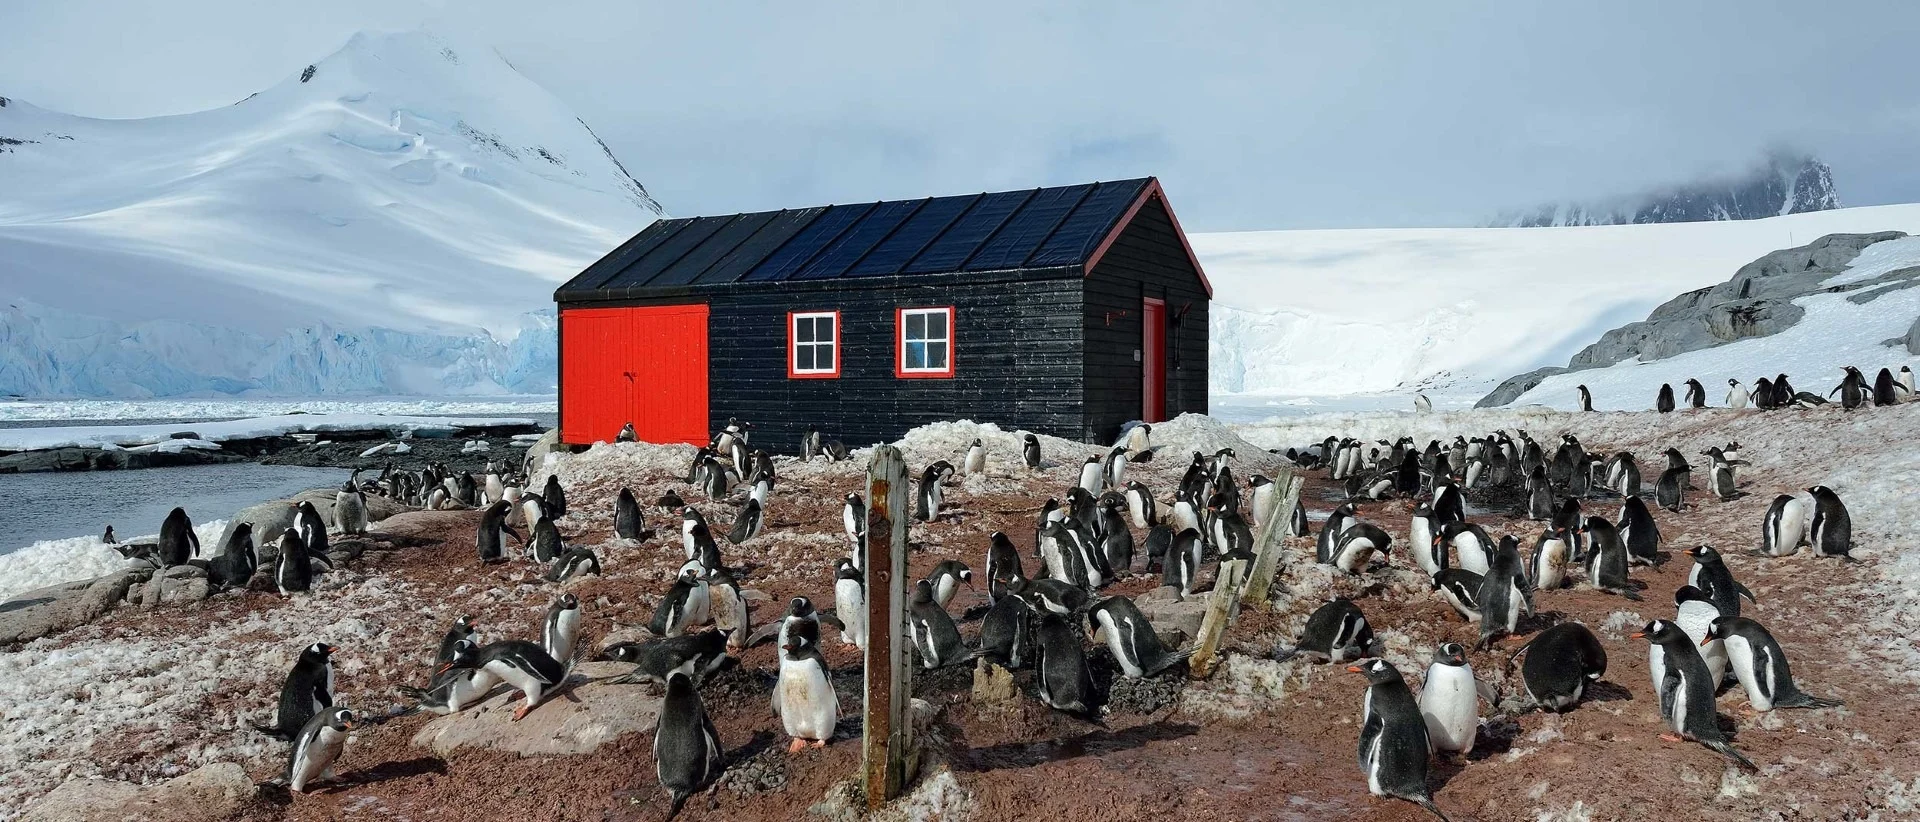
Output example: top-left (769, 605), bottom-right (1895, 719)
top-left (1196, 203), bottom-right (1920, 402)
top-left (0, 396), bottom-right (554, 423)
top-left (0, 413), bottom-right (537, 452)
top-left (0, 29), bottom-right (659, 398)
top-left (0, 518), bottom-right (226, 605)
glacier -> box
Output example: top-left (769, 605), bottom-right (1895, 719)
top-left (0, 29), bottom-right (659, 398)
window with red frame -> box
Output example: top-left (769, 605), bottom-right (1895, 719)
top-left (896, 306), bottom-right (954, 378)
top-left (788, 310), bottom-right (839, 378)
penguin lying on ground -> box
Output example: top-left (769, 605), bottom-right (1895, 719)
top-left (440, 640), bottom-right (567, 721)
top-left (1508, 622), bottom-right (1606, 712)
top-left (600, 629), bottom-right (732, 689)
top-left (1276, 598), bottom-right (1377, 663)
top-left (1089, 596), bottom-right (1191, 679)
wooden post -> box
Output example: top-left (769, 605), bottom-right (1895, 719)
top-left (1242, 468), bottom-right (1301, 607)
top-left (862, 446), bottom-right (911, 809)
top-left (1189, 558), bottom-right (1247, 679)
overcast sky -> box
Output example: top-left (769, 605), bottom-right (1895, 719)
top-left (5, 1), bottom-right (1919, 230)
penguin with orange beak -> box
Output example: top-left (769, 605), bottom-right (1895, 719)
top-left (287, 706), bottom-right (356, 793)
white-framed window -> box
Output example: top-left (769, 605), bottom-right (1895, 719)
top-left (788, 311), bottom-right (839, 378)
top-left (896, 306), bottom-right (954, 378)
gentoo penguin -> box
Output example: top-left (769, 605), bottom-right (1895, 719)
top-left (102, 524), bottom-right (117, 544)
top-left (1510, 622), bottom-right (1606, 711)
top-left (1126, 422), bottom-right (1152, 456)
top-left (1333, 522), bottom-right (1393, 574)
top-left (1170, 489), bottom-right (1203, 542)
top-left (927, 560), bottom-right (973, 609)
top-left (614, 488), bottom-right (646, 541)
top-left (985, 531), bottom-right (1023, 602)
top-left (841, 493), bottom-right (867, 557)
top-left (1577, 384), bottom-right (1594, 412)
top-left (1033, 610), bottom-right (1099, 717)
top-left (545, 546), bottom-right (602, 582)
top-left (1655, 466), bottom-right (1687, 513)
top-left (1431, 477), bottom-right (1466, 525)
top-left (1618, 496), bottom-right (1661, 566)
top-left (1753, 376), bottom-right (1776, 410)
top-left (334, 473), bottom-right (369, 536)
top-left (1316, 503), bottom-right (1357, 564)
top-left (706, 565), bottom-right (750, 650)
top-left (274, 530), bottom-right (314, 595)
top-left (254, 642), bottom-right (334, 740)
top-left (482, 463), bottom-right (505, 507)
top-left (1125, 481), bottom-right (1159, 529)
top-left (1076, 455), bottom-right (1105, 497)
top-left (915, 461), bottom-right (953, 522)
top-left (1634, 620), bottom-right (1758, 771)
top-left (726, 498), bottom-right (764, 545)
top-left (1530, 527), bottom-right (1572, 590)
top-left (517, 492), bottom-right (548, 533)
top-left (599, 629), bottom-right (732, 688)
top-left (1419, 643), bottom-right (1481, 757)
top-left (1431, 569), bottom-right (1484, 623)
top-left (1103, 444), bottom-right (1129, 489)
top-left (974, 577), bottom-right (1032, 668)
top-left (1707, 616), bottom-right (1843, 711)
top-left (435, 616), bottom-right (478, 668)
top-left (1655, 382), bottom-right (1676, 413)
top-left (1581, 516), bottom-right (1639, 599)
top-left (1759, 494), bottom-right (1810, 557)
top-left (651, 568), bottom-right (705, 637)
top-left (208, 523), bottom-right (258, 591)
top-left (529, 517), bottom-right (564, 564)
top-left (801, 425), bottom-right (823, 460)
top-left (542, 474), bottom-right (567, 519)
top-left (1038, 521), bottom-right (1089, 589)
top-left (1901, 366), bottom-right (1917, 399)
top-left (1097, 496), bottom-right (1136, 571)
top-left (908, 580), bottom-right (967, 668)
top-left (1023, 433), bottom-right (1042, 469)
top-left (1276, 597), bottom-right (1374, 663)
top-left (964, 438), bottom-right (987, 475)
top-left (1807, 485), bottom-right (1854, 559)
top-left (1437, 521), bottom-right (1493, 575)
top-left (1873, 367), bottom-right (1902, 406)
top-left (1699, 447), bottom-right (1739, 500)
top-left (1024, 578), bottom-right (1090, 617)
top-left (158, 507), bottom-right (198, 567)
top-left (1726, 378), bottom-right (1749, 409)
top-left (1408, 504), bottom-right (1443, 577)
top-left (699, 455), bottom-right (733, 500)
top-left (286, 707), bottom-right (355, 793)
top-left (1524, 465), bottom-right (1555, 520)
top-left (1608, 452), bottom-right (1642, 498)
top-left (659, 489), bottom-right (687, 514)
top-left (1290, 499), bottom-right (1310, 538)
top-left (400, 640), bottom-right (493, 715)
top-left (1350, 659), bottom-right (1451, 821)
top-left (477, 501), bottom-right (520, 564)
top-left (1832, 366), bottom-right (1870, 410)
top-left (445, 640), bottom-right (567, 721)
top-left (1475, 537), bottom-right (1532, 649)
top-left (543, 593), bottom-right (582, 667)
top-left (1415, 391), bottom-right (1433, 413)
top-left (1684, 544), bottom-right (1754, 618)
top-left (1090, 595), bottom-right (1191, 678)
top-left (1684, 378), bottom-right (1707, 409)
top-left (774, 636), bottom-right (838, 752)
top-left (1668, 585), bottom-right (1728, 690)
top-left (832, 559), bottom-right (866, 650)
top-left (655, 665), bottom-right (722, 819)
top-left (1163, 528), bottom-right (1202, 598)
top-left (1208, 498), bottom-right (1254, 563)
top-left (617, 422), bottom-right (638, 442)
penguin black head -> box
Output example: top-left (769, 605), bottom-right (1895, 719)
top-left (1685, 544), bottom-right (1721, 564)
top-left (911, 579), bottom-right (935, 604)
top-left (1728, 378), bottom-right (1740, 386)
top-left (555, 593), bottom-right (579, 610)
top-left (1703, 616), bottom-right (1742, 643)
top-left (1433, 643), bottom-right (1468, 667)
top-left (1674, 585), bottom-right (1712, 606)
top-left (1631, 619), bottom-right (1683, 644)
top-left (970, 438), bottom-right (982, 447)
top-left (302, 642), bottom-right (334, 661)
top-left (454, 615), bottom-right (475, 631)
top-left (1345, 658), bottom-right (1402, 685)
top-left (595, 642), bottom-right (642, 663)
top-left (788, 597), bottom-right (814, 618)
top-left (324, 707), bottom-right (357, 732)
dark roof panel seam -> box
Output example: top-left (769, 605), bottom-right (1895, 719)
top-left (1014, 182), bottom-right (1100, 269)
top-left (837, 197), bottom-right (932, 278)
top-left (952, 188), bottom-right (1040, 272)
top-left (593, 218), bottom-right (689, 290)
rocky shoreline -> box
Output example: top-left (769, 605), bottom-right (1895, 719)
top-left (0, 419), bottom-right (546, 475)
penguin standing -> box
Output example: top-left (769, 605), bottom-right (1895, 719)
top-left (985, 532), bottom-right (1023, 602)
top-left (1684, 544), bottom-right (1755, 618)
top-left (543, 593), bottom-right (582, 668)
top-left (1125, 422), bottom-right (1152, 456)
top-left (615, 488), bottom-right (646, 540)
top-left (915, 461), bottom-right (952, 522)
top-left (974, 578), bottom-right (1032, 668)
top-left (706, 566), bottom-right (750, 650)
top-left (102, 524), bottom-right (117, 544)
top-left (1530, 527), bottom-right (1571, 590)
top-left (274, 530), bottom-right (314, 595)
top-left (1163, 528), bottom-right (1202, 597)
top-left (542, 474), bottom-right (567, 519)
top-left (1618, 496), bottom-right (1662, 566)
top-left (774, 636), bottom-right (838, 752)
top-left (1702, 447), bottom-right (1740, 501)
top-left (801, 425), bottom-right (823, 460)
top-left (1510, 622), bottom-right (1607, 711)
top-left (1656, 466), bottom-right (1687, 513)
top-left (1476, 538), bottom-right (1532, 650)
top-left (1657, 383), bottom-right (1676, 413)
top-left (651, 568), bottom-right (705, 637)
top-left (285, 707), bottom-right (356, 793)
top-left (1033, 610), bottom-right (1098, 717)
top-left (1634, 620), bottom-right (1758, 771)
top-left (1431, 569), bottom-right (1484, 623)
top-left (530, 517), bottom-right (564, 564)
top-left (1125, 480), bottom-right (1159, 529)
top-left (1524, 465), bottom-right (1555, 520)
top-left (1759, 494), bottom-right (1809, 557)
top-left (477, 501), bottom-right (521, 564)
top-left (1023, 433), bottom-right (1042, 469)
top-left (1076, 455), bottom-right (1104, 497)
top-left (908, 580), bottom-right (968, 668)
top-left (1668, 585), bottom-right (1728, 690)
top-left (1419, 643), bottom-right (1481, 757)
top-left (1901, 366), bottom-right (1917, 399)
top-left (842, 493), bottom-right (868, 564)
top-left (1090, 596), bottom-right (1191, 678)
top-left (1726, 378), bottom-right (1749, 409)
top-left (1438, 521), bottom-right (1492, 575)
top-left (209, 523), bottom-right (258, 591)
top-left (254, 642), bottom-right (335, 740)
top-left (1576, 384), bottom-right (1594, 412)
top-left (1684, 378), bottom-right (1707, 409)
top-left (1581, 517), bottom-right (1639, 599)
top-left (654, 666), bottom-right (722, 819)
top-left (926, 560), bottom-right (973, 609)
top-left (1832, 366), bottom-right (1870, 410)
top-left (1707, 616), bottom-right (1844, 711)
top-left (964, 438), bottom-right (987, 475)
top-left (617, 422), bottom-right (638, 442)
top-left (1873, 367), bottom-right (1902, 406)
top-left (334, 472), bottom-right (369, 536)
top-left (158, 507), bottom-right (199, 567)
top-left (1350, 659), bottom-right (1451, 821)
top-left (1276, 597), bottom-right (1374, 663)
top-left (1316, 502), bottom-right (1357, 564)
top-left (1807, 485), bottom-right (1854, 559)
top-left (833, 559), bottom-right (866, 650)
top-left (1103, 444), bottom-right (1129, 489)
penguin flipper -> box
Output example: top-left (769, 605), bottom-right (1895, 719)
top-left (1735, 582), bottom-right (1757, 604)
top-left (817, 612), bottom-right (847, 632)
top-left (1778, 690), bottom-right (1844, 709)
top-left (1410, 796), bottom-right (1454, 822)
top-left (742, 622), bottom-right (781, 649)
top-left (250, 722), bottom-right (293, 741)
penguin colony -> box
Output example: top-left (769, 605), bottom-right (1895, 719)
top-left (1561, 363), bottom-right (1916, 414)
top-left (105, 395), bottom-right (1887, 818)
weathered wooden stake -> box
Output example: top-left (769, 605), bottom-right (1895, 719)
top-left (1188, 557), bottom-right (1248, 679)
top-left (862, 446), bottom-right (912, 809)
top-left (1242, 468), bottom-right (1302, 607)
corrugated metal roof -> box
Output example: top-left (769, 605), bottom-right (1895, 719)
top-left (556, 178), bottom-right (1154, 300)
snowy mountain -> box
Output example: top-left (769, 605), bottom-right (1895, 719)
top-left (1197, 203), bottom-right (1920, 401)
top-left (0, 30), bottom-right (659, 398)
top-left (1491, 152), bottom-right (1838, 227)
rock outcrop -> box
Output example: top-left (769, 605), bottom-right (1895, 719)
top-left (0, 569), bottom-right (144, 645)
top-left (410, 662), bottom-right (661, 757)
top-left (19, 762), bottom-right (253, 822)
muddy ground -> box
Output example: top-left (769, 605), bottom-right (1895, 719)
top-left (25, 409), bottom-right (1920, 821)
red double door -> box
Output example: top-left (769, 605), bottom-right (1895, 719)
top-left (560, 305), bottom-right (710, 445)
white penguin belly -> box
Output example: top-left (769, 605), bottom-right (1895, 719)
top-left (1453, 537), bottom-right (1489, 575)
top-left (1097, 611), bottom-right (1143, 679)
top-left (686, 583), bottom-right (711, 626)
top-left (289, 726), bottom-right (346, 792)
top-left (778, 660), bottom-right (838, 740)
top-left (1078, 464), bottom-right (1103, 495)
top-left (1725, 635), bottom-right (1770, 710)
top-left (1420, 665), bottom-right (1479, 754)
top-left (487, 659), bottom-right (551, 709)
top-left (1535, 539), bottom-right (1568, 589)
top-left (835, 580), bottom-right (866, 648)
top-left (1335, 537), bottom-right (1378, 573)
top-left (1675, 602), bottom-right (1725, 685)
top-left (547, 610), bottom-right (580, 664)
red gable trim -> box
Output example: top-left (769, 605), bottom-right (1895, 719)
top-left (1081, 177), bottom-right (1214, 298)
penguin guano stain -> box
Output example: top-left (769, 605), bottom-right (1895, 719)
top-left (554, 177), bottom-right (1211, 451)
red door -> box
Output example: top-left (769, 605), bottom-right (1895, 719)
top-left (1142, 298), bottom-right (1166, 422)
top-left (561, 305), bottom-right (709, 445)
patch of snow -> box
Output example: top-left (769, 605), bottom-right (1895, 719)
top-left (0, 519), bottom-right (226, 603)
top-left (0, 414), bottom-right (536, 452)
top-left (0, 397), bottom-right (555, 423)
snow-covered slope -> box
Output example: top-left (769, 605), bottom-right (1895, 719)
top-left (0, 29), bottom-right (659, 398)
top-left (1199, 203), bottom-right (1920, 399)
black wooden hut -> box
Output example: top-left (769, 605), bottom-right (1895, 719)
top-left (552, 177), bottom-right (1211, 449)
